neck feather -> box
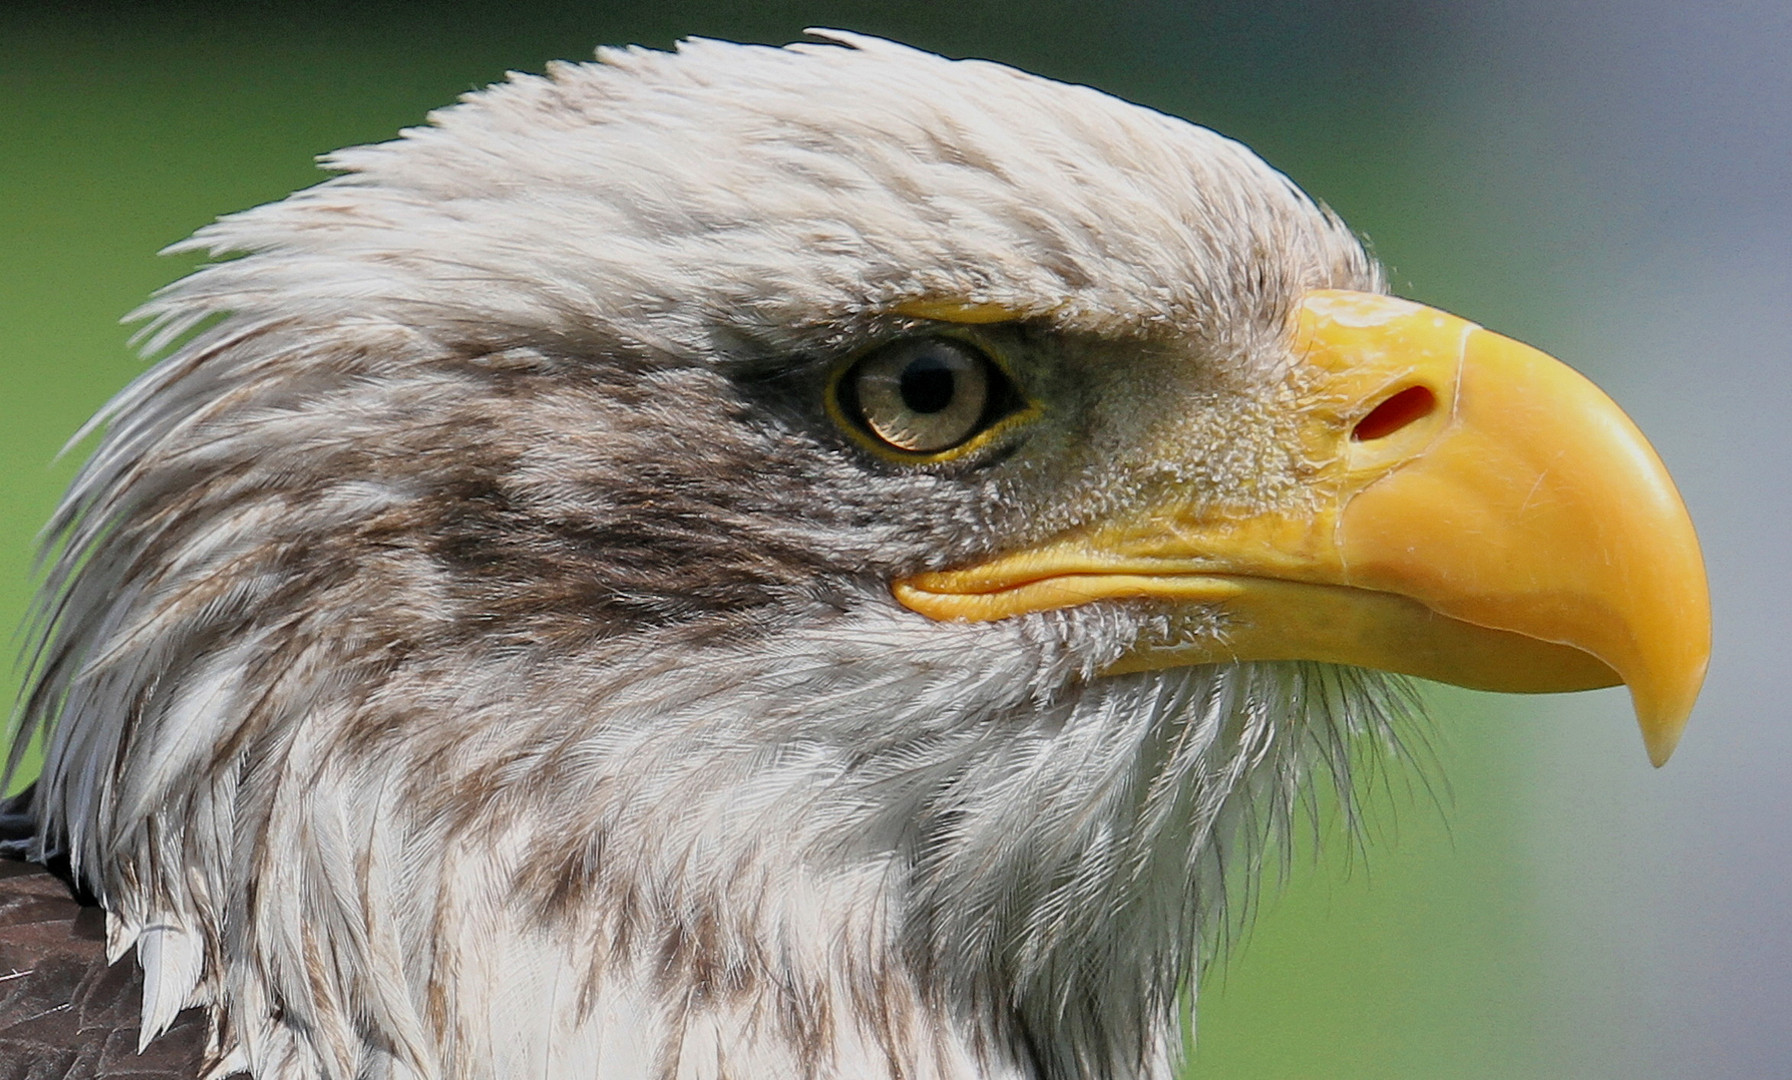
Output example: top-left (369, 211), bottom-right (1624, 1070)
top-left (29, 587), bottom-right (1402, 1080)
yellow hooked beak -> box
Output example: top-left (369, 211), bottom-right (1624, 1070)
top-left (895, 290), bottom-right (1710, 766)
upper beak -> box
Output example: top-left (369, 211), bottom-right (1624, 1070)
top-left (894, 290), bottom-right (1711, 766)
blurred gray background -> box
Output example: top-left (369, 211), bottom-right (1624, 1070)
top-left (1448, 3), bottom-right (1792, 1077)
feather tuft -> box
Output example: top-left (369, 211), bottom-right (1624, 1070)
top-left (137, 921), bottom-right (205, 1049)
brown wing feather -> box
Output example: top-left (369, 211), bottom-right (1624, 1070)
top-left (0, 859), bottom-right (208, 1080)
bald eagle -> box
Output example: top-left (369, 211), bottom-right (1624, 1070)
top-left (0, 32), bottom-right (1707, 1080)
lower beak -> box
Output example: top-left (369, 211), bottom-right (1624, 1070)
top-left (894, 290), bottom-right (1710, 766)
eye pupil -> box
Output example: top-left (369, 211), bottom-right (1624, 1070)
top-left (899, 358), bottom-right (957, 414)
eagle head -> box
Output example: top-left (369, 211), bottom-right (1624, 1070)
top-left (13, 31), bottom-right (1707, 1080)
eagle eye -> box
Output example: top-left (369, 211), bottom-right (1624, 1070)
top-left (838, 337), bottom-right (1019, 456)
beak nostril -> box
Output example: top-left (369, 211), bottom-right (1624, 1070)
top-left (1353, 385), bottom-right (1438, 442)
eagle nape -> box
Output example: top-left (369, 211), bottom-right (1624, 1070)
top-left (0, 31), bottom-right (1707, 1080)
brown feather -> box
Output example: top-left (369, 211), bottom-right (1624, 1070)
top-left (0, 859), bottom-right (206, 1080)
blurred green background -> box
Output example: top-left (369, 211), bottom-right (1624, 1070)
top-left (4, 3), bottom-right (1783, 1078)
